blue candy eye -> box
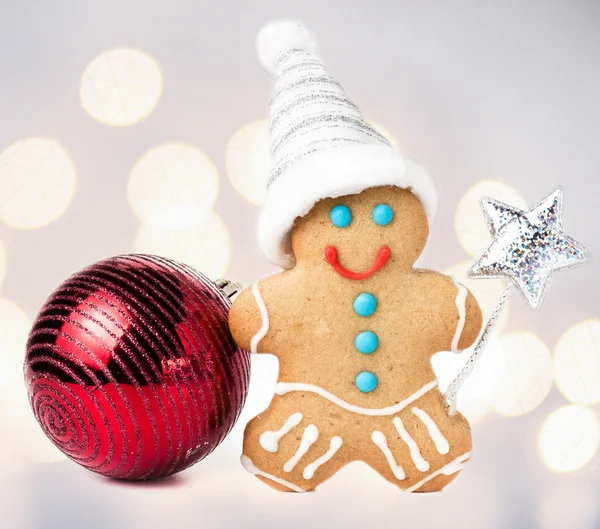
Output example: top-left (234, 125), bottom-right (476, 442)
top-left (330, 204), bottom-right (352, 228)
top-left (372, 204), bottom-right (393, 226)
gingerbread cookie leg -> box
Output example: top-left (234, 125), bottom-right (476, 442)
top-left (241, 395), bottom-right (350, 492)
top-left (366, 390), bottom-right (472, 493)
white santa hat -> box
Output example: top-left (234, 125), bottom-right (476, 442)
top-left (256, 20), bottom-right (438, 269)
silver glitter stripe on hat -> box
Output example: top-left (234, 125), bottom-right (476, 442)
top-left (270, 92), bottom-right (360, 130)
top-left (272, 122), bottom-right (389, 164)
top-left (271, 75), bottom-right (343, 104)
top-left (271, 113), bottom-right (391, 155)
top-left (268, 138), bottom-right (366, 187)
top-left (274, 48), bottom-right (315, 70)
top-left (276, 57), bottom-right (324, 79)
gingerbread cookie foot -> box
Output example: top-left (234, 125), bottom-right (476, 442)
top-left (240, 455), bottom-right (307, 493)
top-left (404, 452), bottom-right (471, 493)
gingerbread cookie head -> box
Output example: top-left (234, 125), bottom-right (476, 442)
top-left (256, 20), bottom-right (438, 270)
top-left (291, 186), bottom-right (429, 273)
top-left (229, 21), bottom-right (483, 494)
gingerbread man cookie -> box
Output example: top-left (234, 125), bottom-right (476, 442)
top-left (229, 21), bottom-right (482, 493)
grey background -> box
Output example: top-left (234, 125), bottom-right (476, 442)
top-left (0, 1), bottom-right (599, 528)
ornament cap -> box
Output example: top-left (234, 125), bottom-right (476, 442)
top-left (215, 278), bottom-right (242, 299)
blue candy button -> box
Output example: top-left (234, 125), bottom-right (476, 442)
top-left (355, 331), bottom-right (378, 354)
top-left (355, 371), bottom-right (378, 393)
top-left (353, 293), bottom-right (377, 317)
top-left (372, 204), bottom-right (394, 226)
top-left (330, 204), bottom-right (352, 228)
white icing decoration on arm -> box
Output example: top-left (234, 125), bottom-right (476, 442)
top-left (411, 407), bottom-right (450, 455)
top-left (283, 424), bottom-right (319, 472)
top-left (405, 452), bottom-right (470, 493)
top-left (393, 417), bottom-right (430, 472)
top-left (259, 412), bottom-right (303, 453)
top-left (274, 380), bottom-right (438, 416)
top-left (240, 454), bottom-right (306, 493)
top-left (302, 436), bottom-right (343, 480)
top-left (450, 278), bottom-right (468, 353)
top-left (371, 431), bottom-right (406, 480)
top-left (250, 281), bottom-right (270, 354)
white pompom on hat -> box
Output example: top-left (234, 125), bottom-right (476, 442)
top-left (256, 20), bottom-right (438, 269)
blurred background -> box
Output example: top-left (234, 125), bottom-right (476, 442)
top-left (1, 1), bottom-right (599, 528)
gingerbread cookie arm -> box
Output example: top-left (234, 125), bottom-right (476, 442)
top-left (229, 280), bottom-right (275, 354)
top-left (414, 271), bottom-right (483, 353)
top-left (452, 286), bottom-right (482, 351)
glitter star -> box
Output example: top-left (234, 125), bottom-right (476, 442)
top-left (468, 188), bottom-right (590, 309)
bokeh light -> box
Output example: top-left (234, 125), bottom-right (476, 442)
top-left (134, 211), bottom-right (231, 279)
top-left (80, 48), bottom-right (163, 126)
top-left (368, 121), bottom-right (401, 151)
top-left (454, 180), bottom-right (527, 257)
top-left (128, 143), bottom-right (219, 229)
top-left (0, 138), bottom-right (76, 229)
top-left (225, 119), bottom-right (270, 206)
top-left (491, 331), bottom-right (553, 417)
top-left (444, 261), bottom-right (510, 332)
top-left (553, 319), bottom-right (600, 405)
top-left (538, 405), bottom-right (600, 473)
top-left (432, 333), bottom-right (505, 424)
top-left (0, 298), bottom-right (32, 387)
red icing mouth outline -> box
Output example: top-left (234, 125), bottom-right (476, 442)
top-left (325, 245), bottom-right (391, 280)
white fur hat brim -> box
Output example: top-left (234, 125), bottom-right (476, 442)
top-left (258, 144), bottom-right (438, 269)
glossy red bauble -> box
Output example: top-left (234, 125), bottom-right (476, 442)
top-left (24, 255), bottom-right (250, 480)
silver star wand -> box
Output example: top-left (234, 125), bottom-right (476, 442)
top-left (444, 188), bottom-right (590, 415)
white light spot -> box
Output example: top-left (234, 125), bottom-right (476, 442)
top-left (134, 211), bottom-right (231, 279)
top-left (0, 299), bottom-right (31, 388)
top-left (432, 333), bottom-right (505, 424)
top-left (491, 331), bottom-right (553, 417)
top-left (127, 144), bottom-right (219, 230)
top-left (80, 48), bottom-right (163, 126)
top-left (0, 138), bottom-right (76, 229)
top-left (368, 121), bottom-right (402, 152)
top-left (538, 405), bottom-right (600, 473)
top-left (554, 319), bottom-right (600, 405)
top-left (225, 119), bottom-right (270, 206)
top-left (444, 261), bottom-right (510, 332)
top-left (454, 181), bottom-right (527, 257)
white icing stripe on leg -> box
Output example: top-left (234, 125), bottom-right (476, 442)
top-left (450, 278), bottom-right (468, 353)
top-left (405, 452), bottom-right (470, 493)
top-left (393, 417), bottom-right (430, 472)
top-left (240, 455), bottom-right (306, 493)
top-left (259, 412), bottom-right (303, 453)
top-left (371, 431), bottom-right (406, 480)
top-left (283, 425), bottom-right (319, 472)
top-left (411, 407), bottom-right (450, 455)
top-left (250, 282), bottom-right (270, 354)
top-left (275, 380), bottom-right (438, 416)
top-left (302, 436), bottom-right (343, 480)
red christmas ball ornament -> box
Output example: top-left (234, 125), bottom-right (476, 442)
top-left (24, 255), bottom-right (250, 480)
